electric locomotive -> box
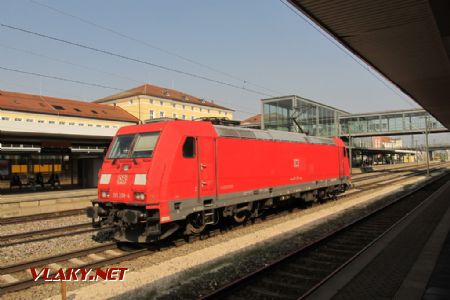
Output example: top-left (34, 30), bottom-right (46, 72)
top-left (87, 119), bottom-right (350, 243)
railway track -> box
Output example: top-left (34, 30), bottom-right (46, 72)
top-left (198, 172), bottom-right (450, 300)
top-left (0, 222), bottom-right (96, 248)
top-left (352, 161), bottom-right (444, 183)
top-left (0, 164), bottom-right (447, 296)
top-left (0, 208), bottom-right (87, 225)
top-left (0, 243), bottom-right (141, 295)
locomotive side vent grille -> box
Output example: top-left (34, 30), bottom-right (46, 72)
top-left (214, 125), bottom-right (335, 145)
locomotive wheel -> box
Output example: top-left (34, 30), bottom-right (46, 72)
top-left (233, 211), bottom-right (248, 223)
top-left (185, 213), bottom-right (206, 234)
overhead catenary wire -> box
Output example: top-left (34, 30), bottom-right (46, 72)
top-left (0, 23), bottom-right (275, 98)
top-left (0, 43), bottom-right (146, 85)
top-left (29, 0), bottom-right (284, 97)
top-left (0, 65), bottom-right (257, 116)
top-left (0, 66), bottom-right (123, 91)
top-left (279, 0), bottom-right (418, 109)
top-left (0, 44), bottom-right (258, 114)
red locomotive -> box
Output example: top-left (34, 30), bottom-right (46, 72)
top-left (87, 119), bottom-right (351, 243)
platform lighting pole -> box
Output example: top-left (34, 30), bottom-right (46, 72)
top-left (425, 116), bottom-right (430, 177)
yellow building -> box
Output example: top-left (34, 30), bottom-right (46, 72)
top-left (94, 84), bottom-right (233, 122)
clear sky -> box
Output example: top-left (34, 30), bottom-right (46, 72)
top-left (0, 0), bottom-right (424, 121)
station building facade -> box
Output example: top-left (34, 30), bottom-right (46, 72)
top-left (0, 90), bottom-right (138, 192)
top-left (94, 84), bottom-right (233, 122)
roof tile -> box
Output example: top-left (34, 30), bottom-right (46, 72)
top-left (0, 90), bottom-right (138, 123)
top-left (95, 84), bottom-right (233, 111)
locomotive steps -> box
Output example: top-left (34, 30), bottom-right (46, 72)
top-left (47, 166), bottom-right (449, 300)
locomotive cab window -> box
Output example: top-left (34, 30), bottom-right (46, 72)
top-left (132, 132), bottom-right (160, 158)
top-left (108, 132), bottom-right (160, 159)
top-left (183, 137), bottom-right (196, 158)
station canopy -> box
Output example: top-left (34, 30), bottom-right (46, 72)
top-left (289, 0), bottom-right (450, 129)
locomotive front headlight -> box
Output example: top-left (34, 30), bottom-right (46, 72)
top-left (99, 174), bottom-right (111, 185)
top-left (101, 190), bottom-right (110, 198)
top-left (134, 174), bottom-right (147, 185)
top-left (134, 192), bottom-right (146, 201)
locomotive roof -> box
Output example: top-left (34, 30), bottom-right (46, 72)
top-left (214, 125), bottom-right (336, 145)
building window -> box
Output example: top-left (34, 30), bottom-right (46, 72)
top-left (191, 106), bottom-right (194, 111)
top-left (207, 109), bottom-right (210, 113)
top-left (182, 115), bottom-right (186, 120)
top-left (200, 108), bottom-right (202, 112)
top-left (73, 108), bottom-right (81, 112)
top-left (129, 100), bottom-right (133, 104)
top-left (69, 122), bottom-right (75, 125)
top-left (149, 110), bottom-right (154, 119)
top-left (14, 118), bottom-right (22, 121)
top-left (1, 117), bottom-right (10, 121)
top-left (191, 116), bottom-right (195, 120)
top-left (105, 125), bottom-right (110, 128)
top-left (113, 125), bottom-right (118, 128)
top-left (173, 113), bottom-right (177, 118)
top-left (160, 111), bottom-right (165, 117)
top-left (26, 119), bottom-right (34, 122)
top-left (88, 124), bottom-right (93, 127)
top-left (78, 123), bottom-right (84, 126)
top-left (38, 120), bottom-right (45, 123)
top-left (59, 121), bottom-right (65, 125)
top-left (182, 105), bottom-right (185, 109)
top-left (160, 101), bottom-right (163, 106)
top-left (172, 103), bottom-right (176, 108)
top-left (91, 110), bottom-right (98, 114)
top-left (49, 121), bottom-right (55, 124)
top-left (52, 105), bottom-right (65, 110)
top-left (149, 99), bottom-right (153, 104)
top-left (219, 111), bottom-right (222, 115)
top-left (96, 124), bottom-right (102, 127)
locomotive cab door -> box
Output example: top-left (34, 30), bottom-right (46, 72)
top-left (197, 137), bottom-right (217, 202)
top-left (338, 147), bottom-right (344, 179)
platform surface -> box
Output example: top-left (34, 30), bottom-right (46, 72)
top-left (307, 178), bottom-right (450, 300)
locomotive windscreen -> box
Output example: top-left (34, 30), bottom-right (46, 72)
top-left (108, 132), bottom-right (160, 159)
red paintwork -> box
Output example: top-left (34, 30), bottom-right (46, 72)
top-left (97, 120), bottom-right (350, 223)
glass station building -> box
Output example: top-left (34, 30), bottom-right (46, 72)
top-left (262, 95), bottom-right (349, 136)
top-left (262, 96), bottom-right (447, 138)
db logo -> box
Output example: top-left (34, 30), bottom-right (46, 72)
top-left (117, 174), bottom-right (128, 184)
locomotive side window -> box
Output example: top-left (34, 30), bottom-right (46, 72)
top-left (183, 137), bottom-right (196, 158)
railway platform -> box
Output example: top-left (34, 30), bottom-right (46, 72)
top-left (0, 188), bottom-right (96, 218)
top-left (307, 178), bottom-right (450, 300)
